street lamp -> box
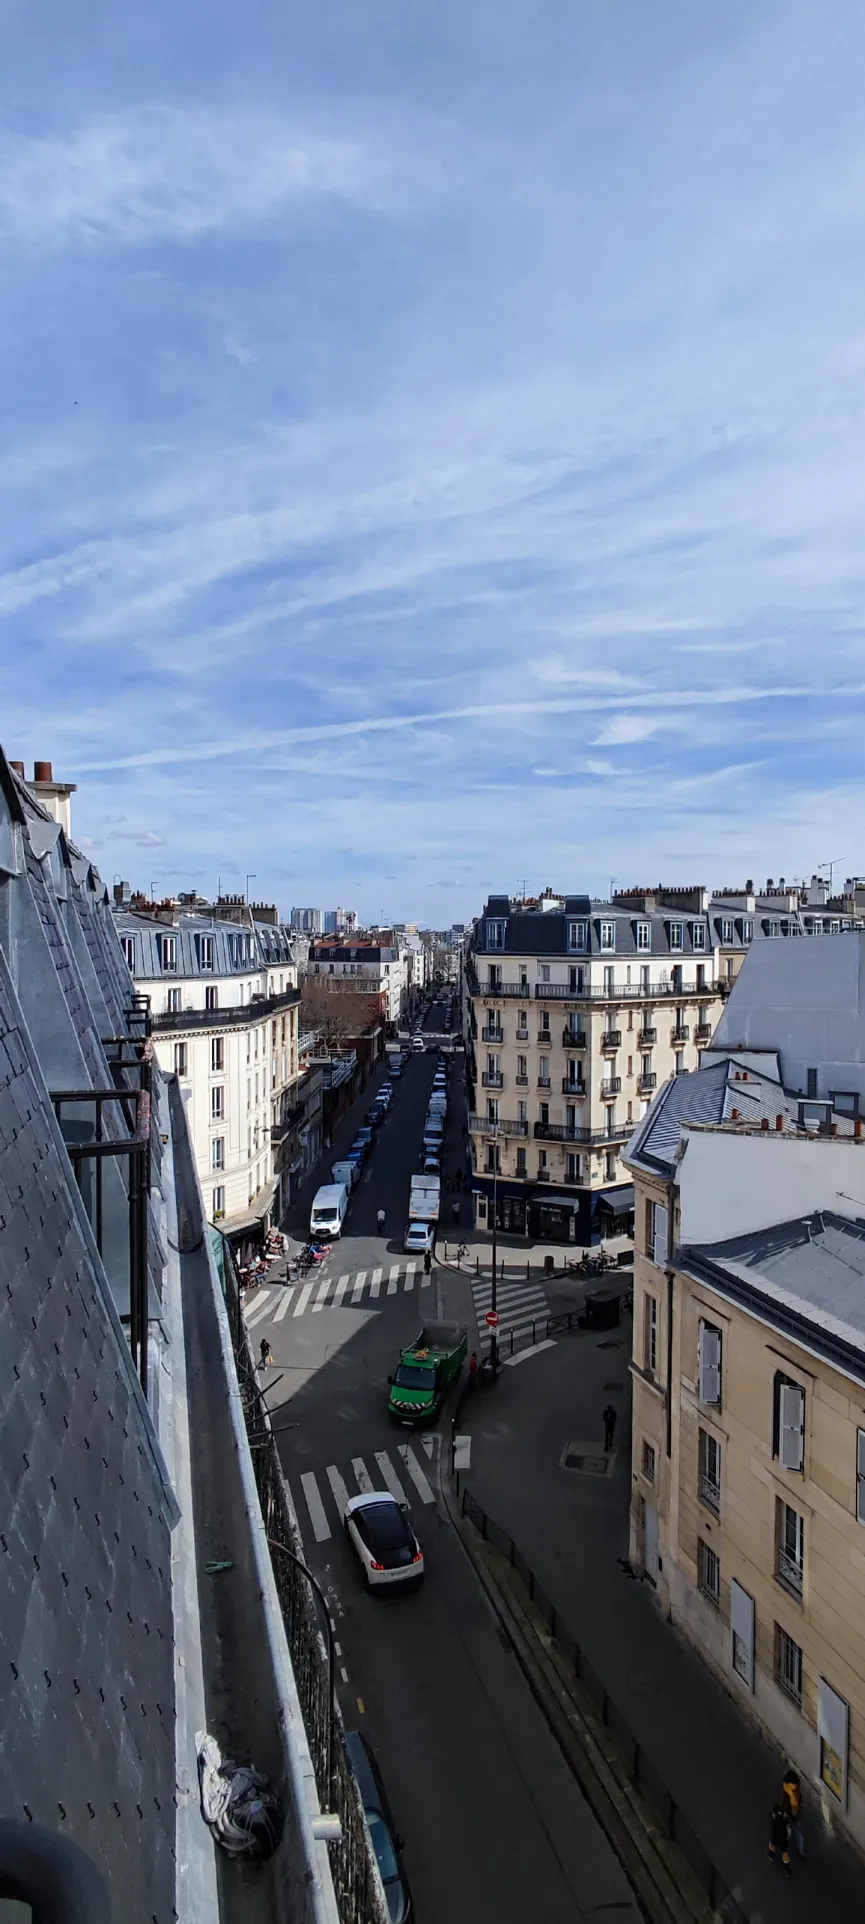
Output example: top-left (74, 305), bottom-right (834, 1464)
top-left (490, 1121), bottom-right (499, 1373)
top-left (245, 872), bottom-right (257, 904)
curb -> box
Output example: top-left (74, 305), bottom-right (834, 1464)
top-left (439, 1467), bottom-right (718, 1924)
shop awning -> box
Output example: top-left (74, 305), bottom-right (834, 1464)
top-left (594, 1184), bottom-right (635, 1215)
top-left (531, 1192), bottom-right (582, 1209)
top-left (221, 1178), bottom-right (279, 1239)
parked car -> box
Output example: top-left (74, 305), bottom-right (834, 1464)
top-left (410, 1034), bottom-right (425, 1052)
top-left (343, 1491), bottom-right (424, 1591)
top-left (422, 1155), bottom-right (441, 1177)
top-left (404, 1220), bottom-right (435, 1255)
top-left (344, 1732), bottom-right (413, 1924)
top-left (354, 1128), bottom-right (374, 1148)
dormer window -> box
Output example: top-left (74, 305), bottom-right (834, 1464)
top-left (692, 923), bottom-right (706, 950)
top-left (487, 920), bottom-right (506, 951)
top-left (567, 920), bottom-right (588, 951)
top-left (636, 922), bottom-right (651, 952)
top-left (199, 933), bottom-right (214, 970)
top-left (721, 919), bottom-right (734, 944)
top-left (120, 935), bottom-right (135, 969)
top-left (742, 920), bottom-right (753, 942)
top-left (161, 935), bottom-right (177, 972)
top-left (669, 923), bottom-right (683, 951)
top-left (599, 921), bottom-right (615, 952)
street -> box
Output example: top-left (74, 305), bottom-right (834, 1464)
top-left (246, 995), bottom-right (642, 1924)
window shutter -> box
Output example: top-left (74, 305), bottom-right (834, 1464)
top-left (653, 1203), bottom-right (669, 1266)
top-left (779, 1383), bottom-right (805, 1471)
top-left (730, 1579), bottom-right (755, 1691)
top-left (698, 1322), bottom-right (721, 1404)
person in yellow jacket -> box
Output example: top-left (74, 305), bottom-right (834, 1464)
top-left (781, 1768), bottom-right (804, 1859)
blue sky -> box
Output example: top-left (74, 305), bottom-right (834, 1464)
top-left (2, 0), bottom-right (865, 924)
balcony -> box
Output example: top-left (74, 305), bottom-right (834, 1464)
top-left (601, 1029), bottom-right (621, 1052)
top-left (467, 969), bottom-right (530, 999)
top-left (698, 1473), bottom-right (720, 1514)
top-left (533, 980), bottom-right (725, 1002)
top-left (537, 1075), bottom-right (551, 1089)
top-left (536, 1168), bottom-right (551, 1182)
top-left (469, 1113), bottom-right (529, 1137)
top-left (671, 1026), bottom-right (690, 1045)
top-left (515, 1073), bottom-right (529, 1086)
top-left (516, 1026), bottom-right (529, 1043)
top-left (777, 1550), bottom-right (804, 1598)
top-left (151, 984), bottom-right (300, 1033)
top-left (562, 1078), bottom-right (587, 1097)
top-left (482, 1071), bottom-right (503, 1088)
top-left (638, 1027), bottom-right (657, 1046)
top-left (537, 1029), bottom-right (552, 1046)
top-left (562, 1028), bottom-right (587, 1048)
top-left (482, 1025), bottom-right (504, 1043)
top-left (535, 1119), bottom-right (633, 1144)
top-left (638, 1072), bottom-right (657, 1094)
top-left (695, 1023), bottom-right (712, 1044)
top-left (600, 1078), bottom-right (621, 1099)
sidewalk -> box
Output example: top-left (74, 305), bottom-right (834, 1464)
top-left (278, 1056), bottom-right (392, 1250)
top-left (453, 1327), bottom-right (865, 1922)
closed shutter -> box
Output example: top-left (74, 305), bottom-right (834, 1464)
top-left (698, 1322), bottom-right (722, 1405)
top-left (730, 1579), bottom-right (755, 1691)
top-left (653, 1202), bottom-right (669, 1266)
top-left (779, 1383), bottom-right (805, 1471)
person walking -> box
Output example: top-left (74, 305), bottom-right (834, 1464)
top-left (469, 1351), bottom-right (479, 1391)
top-left (259, 1337), bottom-right (273, 1370)
top-left (423, 1247), bottom-right (432, 1276)
top-left (768, 1802), bottom-right (792, 1874)
top-left (781, 1768), bottom-right (804, 1859)
top-left (602, 1403), bottom-right (617, 1451)
top-left (377, 1208), bottom-right (386, 1233)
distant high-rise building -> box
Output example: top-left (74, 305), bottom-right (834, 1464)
top-left (291, 907), bottom-right (323, 934)
top-left (323, 909), bottom-right (338, 934)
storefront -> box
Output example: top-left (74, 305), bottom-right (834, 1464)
top-left (472, 1177), bottom-right (530, 1235)
top-left (473, 1178), bottom-right (594, 1244)
top-left (526, 1191), bottom-right (588, 1244)
top-left (593, 1184), bottom-right (635, 1242)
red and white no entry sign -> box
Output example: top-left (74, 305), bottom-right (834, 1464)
top-left (485, 1310), bottom-right (500, 1328)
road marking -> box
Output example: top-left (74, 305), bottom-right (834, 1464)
top-left (273, 1287), bottom-right (295, 1323)
top-left (326, 1464), bottom-right (350, 1517)
top-left (351, 1271), bottom-right (366, 1304)
top-left (421, 1268), bottom-right (432, 1288)
top-left (387, 1265), bottom-right (400, 1295)
top-left (293, 1281), bottom-right (315, 1317)
top-left (340, 1667), bottom-right (349, 1684)
top-left (334, 1641), bottom-right (342, 1658)
top-left (404, 1263), bottom-right (416, 1291)
top-left (357, 1697), bottom-right (365, 1715)
top-left (352, 1457), bottom-right (374, 1494)
top-left (453, 1435), bottom-right (471, 1471)
top-left (397, 1445), bottom-right (435, 1505)
top-left (332, 1275), bottom-right (350, 1308)
top-left (503, 1338), bottom-right (557, 1367)
top-left (300, 1472), bottom-right (331, 1542)
top-left (374, 1451), bottom-right (407, 1503)
top-left (312, 1275), bottom-right (332, 1311)
top-left (244, 1293), bottom-right (275, 1328)
top-left (369, 1267), bottom-right (383, 1299)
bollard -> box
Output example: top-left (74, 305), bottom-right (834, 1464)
top-left (476, 1255), bottom-right (480, 1275)
top-left (526, 1260), bottom-right (530, 1281)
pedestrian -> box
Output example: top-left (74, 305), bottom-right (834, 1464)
top-left (469, 1351), bottom-right (479, 1391)
top-left (602, 1403), bottom-right (617, 1451)
top-left (768, 1802), bottom-right (792, 1874)
top-left (259, 1337), bottom-right (272, 1369)
top-left (423, 1247), bottom-right (432, 1275)
top-left (377, 1208), bottom-right (386, 1233)
top-left (781, 1768), bottom-right (804, 1859)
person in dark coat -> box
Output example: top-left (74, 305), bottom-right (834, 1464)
top-left (768, 1803), bottom-right (791, 1873)
top-left (602, 1404), bottom-right (617, 1450)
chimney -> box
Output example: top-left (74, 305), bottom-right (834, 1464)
top-left (775, 1114), bottom-right (784, 1131)
top-left (9, 759), bottom-right (24, 776)
top-left (33, 760), bottom-right (53, 782)
top-left (27, 760), bottom-right (77, 838)
top-left (856, 1118), bottom-right (863, 1140)
top-left (761, 1117), bottom-right (769, 1130)
top-left (731, 1107), bottom-right (740, 1120)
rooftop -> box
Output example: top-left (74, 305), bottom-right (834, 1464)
top-left (682, 1209), bottom-right (865, 1389)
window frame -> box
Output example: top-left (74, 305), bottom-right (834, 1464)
top-left (698, 1538), bottom-right (720, 1606)
top-left (161, 934), bottom-right (177, 972)
top-left (668, 922), bottom-right (683, 952)
top-left (691, 922), bottom-right (706, 951)
top-left (486, 920), bottom-right (506, 951)
top-left (173, 1041), bottom-right (187, 1077)
top-left (567, 920), bottom-right (588, 952)
top-left (773, 1372), bottom-right (805, 1472)
top-left (599, 920), bottom-right (615, 952)
top-left (644, 1292), bottom-right (658, 1375)
top-left (857, 1428), bottom-right (865, 1525)
top-left (775, 1624), bottom-right (803, 1707)
top-left (698, 1320), bottom-right (722, 1407)
top-left (636, 922), bottom-right (651, 952)
top-left (121, 934), bottom-right (135, 969)
top-left (212, 1184), bottom-right (225, 1217)
top-left (210, 1084), bottom-right (225, 1121)
top-left (641, 1439), bottom-right (656, 1484)
top-left (211, 1136), bottom-right (225, 1172)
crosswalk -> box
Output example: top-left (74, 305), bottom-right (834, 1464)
top-left (292, 1440), bottom-right (438, 1544)
top-left (471, 1273), bottom-right (550, 1356)
top-left (243, 1261), bottom-right (428, 1327)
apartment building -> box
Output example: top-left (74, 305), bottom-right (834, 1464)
top-left (626, 1090), bottom-right (865, 1853)
top-left (114, 905), bottom-right (301, 1238)
top-left (307, 934), bottom-right (410, 1024)
top-left (465, 892), bottom-right (726, 1243)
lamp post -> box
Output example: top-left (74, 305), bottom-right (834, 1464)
top-left (245, 872), bottom-right (257, 905)
top-left (490, 1121), bottom-right (499, 1373)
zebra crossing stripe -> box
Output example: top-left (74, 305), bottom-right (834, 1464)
top-left (332, 1275), bottom-right (350, 1308)
top-left (369, 1268), bottom-right (383, 1299)
top-left (244, 1293), bottom-right (274, 1328)
top-left (351, 1271), bottom-right (366, 1304)
top-left (420, 1269), bottom-right (432, 1288)
top-left (293, 1281), bottom-right (315, 1317)
top-left (404, 1263), bottom-right (416, 1292)
top-left (273, 1287), bottom-right (295, 1323)
top-left (312, 1275), bottom-right (331, 1311)
top-left (326, 1464), bottom-right (350, 1517)
top-left (387, 1265), bottom-right (400, 1295)
top-left (374, 1451), bottom-right (407, 1503)
top-left (301, 1472), bottom-right (331, 1542)
top-left (351, 1457), bottom-right (375, 1494)
top-left (397, 1445), bottom-right (435, 1505)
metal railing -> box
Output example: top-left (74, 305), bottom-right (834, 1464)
top-left (468, 974), bottom-right (530, 999)
top-left (601, 1030), bottom-right (621, 1050)
top-left (600, 1078), bottom-right (621, 1098)
top-left (469, 1113), bottom-right (529, 1137)
top-left (535, 1119), bottom-right (632, 1143)
top-left (562, 1029), bottom-right (587, 1047)
top-left (533, 980), bottom-right (725, 1002)
top-left (459, 1492), bottom-right (748, 1924)
top-left (698, 1473), bottom-right (720, 1513)
top-left (481, 1026), bottom-right (504, 1042)
top-left (671, 1026), bottom-right (690, 1044)
top-left (562, 1079), bottom-right (587, 1097)
top-left (777, 1550), bottom-right (804, 1596)
top-left (638, 1073), bottom-right (657, 1093)
top-left (537, 1075), bottom-right (551, 1088)
top-left (638, 1027), bottom-right (657, 1045)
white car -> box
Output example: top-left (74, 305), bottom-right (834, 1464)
top-left (411, 1035), bottom-right (425, 1052)
top-left (404, 1220), bottom-right (435, 1254)
top-left (344, 1492), bottom-right (424, 1590)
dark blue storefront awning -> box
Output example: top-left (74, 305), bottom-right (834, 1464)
top-left (594, 1184), bottom-right (635, 1216)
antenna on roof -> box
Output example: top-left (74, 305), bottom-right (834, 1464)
top-left (516, 879), bottom-right (527, 901)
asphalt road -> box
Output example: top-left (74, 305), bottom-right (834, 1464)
top-left (249, 998), bottom-right (641, 1924)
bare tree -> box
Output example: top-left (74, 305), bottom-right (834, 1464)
top-left (300, 978), bottom-right (383, 1054)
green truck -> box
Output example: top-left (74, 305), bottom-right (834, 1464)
top-left (387, 1322), bottom-right (468, 1424)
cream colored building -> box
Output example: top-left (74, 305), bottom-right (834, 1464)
top-left (464, 892), bottom-right (727, 1244)
top-left (114, 906), bottom-right (301, 1240)
top-left (626, 1080), bottom-right (865, 1851)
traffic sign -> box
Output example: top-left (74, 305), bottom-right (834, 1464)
top-left (485, 1310), bottom-right (500, 1328)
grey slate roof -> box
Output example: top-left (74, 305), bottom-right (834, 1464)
top-left (683, 1210), bottom-right (865, 1385)
top-left (626, 1058), bottom-right (798, 1178)
top-left (114, 906), bottom-right (295, 979)
top-left (474, 896), bottom-right (711, 959)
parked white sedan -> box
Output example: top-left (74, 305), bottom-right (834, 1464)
top-left (404, 1220), bottom-right (435, 1254)
top-left (344, 1492), bottom-right (425, 1590)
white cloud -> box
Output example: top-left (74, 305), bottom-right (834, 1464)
top-left (590, 715), bottom-right (661, 747)
top-left (223, 335), bottom-right (257, 367)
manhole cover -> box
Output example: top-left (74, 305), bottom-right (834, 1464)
top-left (561, 1449), bottom-right (613, 1476)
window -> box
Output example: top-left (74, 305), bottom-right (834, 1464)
top-left (698, 1320), bottom-right (722, 1405)
top-left (644, 1293), bottom-right (658, 1374)
top-left (520, 964), bottom-right (528, 987)
top-left (517, 1100), bottom-right (528, 1123)
top-left (161, 935), bottom-right (177, 971)
top-left (199, 934), bottom-right (214, 970)
top-left (768, 919), bottom-right (779, 938)
top-left (605, 1151), bottom-right (617, 1180)
top-left (538, 1056), bottom-right (550, 1083)
top-left (857, 1430), bottom-right (865, 1525)
top-left (166, 987), bottom-right (181, 1013)
top-left (568, 920), bottom-right (588, 951)
top-left (121, 935), bottom-right (135, 969)
top-left (485, 1147), bottom-right (501, 1175)
top-left (538, 1149), bottom-right (548, 1173)
top-left (569, 965), bottom-right (585, 992)
top-left (603, 965), bottom-right (615, 995)
top-left (539, 1100), bottom-right (549, 1125)
top-left (674, 1051), bottom-right (684, 1077)
top-left (776, 1499), bottom-right (805, 1597)
top-left (698, 1539), bottom-right (720, 1606)
top-left (211, 1085), bottom-right (225, 1121)
top-left (645, 1198), bottom-right (669, 1265)
top-left (211, 1137), bottom-right (225, 1171)
top-left (211, 1037), bottom-right (224, 1072)
top-left (486, 1099), bottom-right (499, 1124)
top-left (600, 921), bottom-right (615, 951)
top-left (539, 1009), bottom-right (551, 1033)
top-left (540, 963), bottom-right (550, 983)
top-left (742, 920), bottom-right (753, 943)
top-left (641, 1440), bottom-right (656, 1483)
top-left (516, 1147), bottom-right (527, 1175)
top-left (566, 1153), bottom-right (582, 1182)
top-left (773, 1373), bottom-right (805, 1472)
top-left (669, 923), bottom-right (683, 951)
top-left (517, 1054), bottom-right (527, 1078)
top-left (698, 1429), bottom-right (721, 1511)
top-left (721, 918), bottom-right (734, 943)
top-left (487, 920), bottom-right (505, 950)
top-left (775, 1625), bottom-right (803, 1707)
top-left (173, 1042), bottom-right (187, 1076)
top-left (205, 985), bottom-right (218, 1011)
top-left (212, 1185), bottom-right (225, 1217)
top-left (731, 1580), bottom-right (755, 1689)
top-left (692, 922), bottom-right (706, 951)
top-left (636, 922), bottom-right (651, 951)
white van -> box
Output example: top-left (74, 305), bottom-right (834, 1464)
top-left (310, 1183), bottom-right (349, 1240)
top-left (332, 1160), bottom-right (360, 1190)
